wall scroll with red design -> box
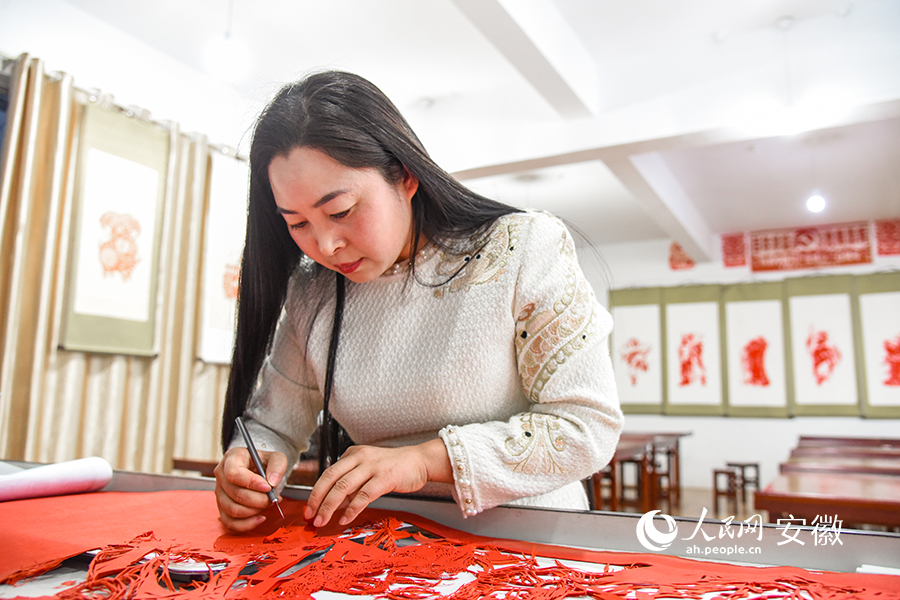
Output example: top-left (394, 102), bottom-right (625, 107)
top-left (749, 221), bottom-right (872, 272)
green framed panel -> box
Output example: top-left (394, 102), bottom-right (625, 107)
top-left (784, 275), bottom-right (861, 416)
top-left (60, 103), bottom-right (169, 356)
top-left (609, 288), bottom-right (663, 414)
top-left (721, 282), bottom-right (791, 417)
top-left (855, 271), bottom-right (900, 418)
top-left (661, 285), bottom-right (725, 416)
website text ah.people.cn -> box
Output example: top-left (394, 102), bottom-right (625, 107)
top-left (636, 508), bottom-right (844, 555)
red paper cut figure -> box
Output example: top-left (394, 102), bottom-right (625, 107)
top-left (884, 335), bottom-right (900, 386)
top-left (806, 328), bottom-right (841, 385)
top-left (678, 333), bottom-right (706, 386)
top-left (223, 263), bottom-right (240, 300)
top-left (620, 337), bottom-right (650, 385)
top-left (98, 212), bottom-right (141, 280)
top-left (742, 336), bottom-right (770, 386)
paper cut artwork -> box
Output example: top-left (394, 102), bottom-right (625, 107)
top-left (619, 337), bottom-right (650, 385)
top-left (3, 490), bottom-right (900, 600)
top-left (71, 148), bottom-right (158, 323)
top-left (611, 304), bottom-right (662, 406)
top-left (98, 212), bottom-right (141, 280)
top-left (789, 293), bottom-right (857, 407)
top-left (223, 263), bottom-right (240, 300)
top-left (667, 301), bottom-right (721, 406)
top-left (721, 232), bottom-right (747, 267)
top-left (858, 291), bottom-right (900, 407)
top-left (725, 299), bottom-right (787, 409)
top-left (884, 335), bottom-right (900, 386)
top-left (668, 241), bottom-right (695, 270)
top-left (678, 333), bottom-right (706, 386)
top-left (742, 336), bottom-right (770, 386)
top-left (806, 328), bottom-right (842, 385)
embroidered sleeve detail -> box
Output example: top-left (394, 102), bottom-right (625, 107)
top-left (439, 426), bottom-right (479, 516)
top-left (515, 234), bottom-right (597, 402)
top-left (503, 413), bottom-right (568, 474)
top-left (432, 217), bottom-right (523, 298)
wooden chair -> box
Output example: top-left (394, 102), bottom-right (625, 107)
top-left (726, 461), bottom-right (759, 505)
top-left (712, 467), bottom-right (739, 517)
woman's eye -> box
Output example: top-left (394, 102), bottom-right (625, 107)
top-left (331, 209), bottom-right (350, 220)
top-left (289, 221), bottom-right (308, 231)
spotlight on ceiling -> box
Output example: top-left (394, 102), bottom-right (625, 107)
top-left (806, 193), bottom-right (826, 213)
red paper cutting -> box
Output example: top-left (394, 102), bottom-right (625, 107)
top-left (678, 333), bottom-right (706, 386)
top-left (721, 233), bottom-right (747, 268)
top-left (619, 337), bottom-right (651, 386)
top-left (741, 336), bottom-right (770, 387)
top-left (875, 218), bottom-right (900, 256)
top-left (885, 334), bottom-right (900, 387)
top-left (2, 490), bottom-right (899, 599)
top-left (807, 328), bottom-right (842, 385)
top-left (668, 242), bottom-right (695, 270)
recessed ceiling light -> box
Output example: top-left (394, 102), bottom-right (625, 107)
top-left (806, 194), bottom-right (826, 213)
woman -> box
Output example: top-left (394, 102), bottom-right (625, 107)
top-left (214, 71), bottom-right (623, 532)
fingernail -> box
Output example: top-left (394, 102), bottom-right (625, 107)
top-left (304, 507), bottom-right (312, 520)
top-left (313, 516), bottom-right (324, 528)
top-left (339, 516), bottom-right (349, 526)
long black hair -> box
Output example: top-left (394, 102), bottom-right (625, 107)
top-left (221, 71), bottom-right (520, 469)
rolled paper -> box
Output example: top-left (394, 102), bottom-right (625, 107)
top-left (0, 457), bottom-right (113, 502)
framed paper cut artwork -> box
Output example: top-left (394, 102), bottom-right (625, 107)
top-left (787, 279), bottom-right (860, 415)
top-left (60, 103), bottom-right (169, 355)
top-left (856, 272), bottom-right (900, 416)
top-left (610, 304), bottom-right (663, 411)
top-left (725, 299), bottom-right (789, 415)
top-left (664, 286), bottom-right (723, 414)
top-left (198, 151), bottom-right (250, 364)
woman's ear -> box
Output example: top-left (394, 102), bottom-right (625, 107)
top-left (401, 167), bottom-right (419, 201)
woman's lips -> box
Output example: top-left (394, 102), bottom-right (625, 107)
top-left (335, 259), bottom-right (362, 274)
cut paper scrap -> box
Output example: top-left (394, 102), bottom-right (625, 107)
top-left (0, 457), bottom-right (113, 502)
top-left (2, 491), bottom-right (899, 600)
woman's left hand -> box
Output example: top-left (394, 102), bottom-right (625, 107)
top-left (304, 438), bottom-right (452, 527)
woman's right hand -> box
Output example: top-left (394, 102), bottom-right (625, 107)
top-left (214, 446), bottom-right (288, 532)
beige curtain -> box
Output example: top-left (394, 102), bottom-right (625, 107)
top-left (0, 54), bottom-right (231, 472)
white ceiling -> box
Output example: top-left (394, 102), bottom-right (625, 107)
top-left (60, 0), bottom-right (900, 260)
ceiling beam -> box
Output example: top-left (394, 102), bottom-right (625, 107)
top-left (606, 152), bottom-right (717, 262)
top-left (450, 0), bottom-right (598, 118)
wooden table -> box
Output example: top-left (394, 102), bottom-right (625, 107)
top-left (798, 435), bottom-right (900, 449)
top-left (790, 445), bottom-right (900, 459)
top-left (755, 472), bottom-right (900, 529)
top-left (619, 432), bottom-right (690, 509)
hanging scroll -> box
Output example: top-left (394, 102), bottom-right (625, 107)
top-left (610, 288), bottom-right (663, 412)
top-left (663, 286), bottom-right (723, 414)
top-left (198, 151), bottom-right (249, 364)
top-left (60, 103), bottom-right (169, 355)
top-left (724, 290), bottom-right (789, 416)
top-left (857, 272), bottom-right (900, 416)
top-left (786, 276), bottom-right (860, 415)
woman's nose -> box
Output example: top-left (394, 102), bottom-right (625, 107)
top-left (317, 227), bottom-right (345, 256)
